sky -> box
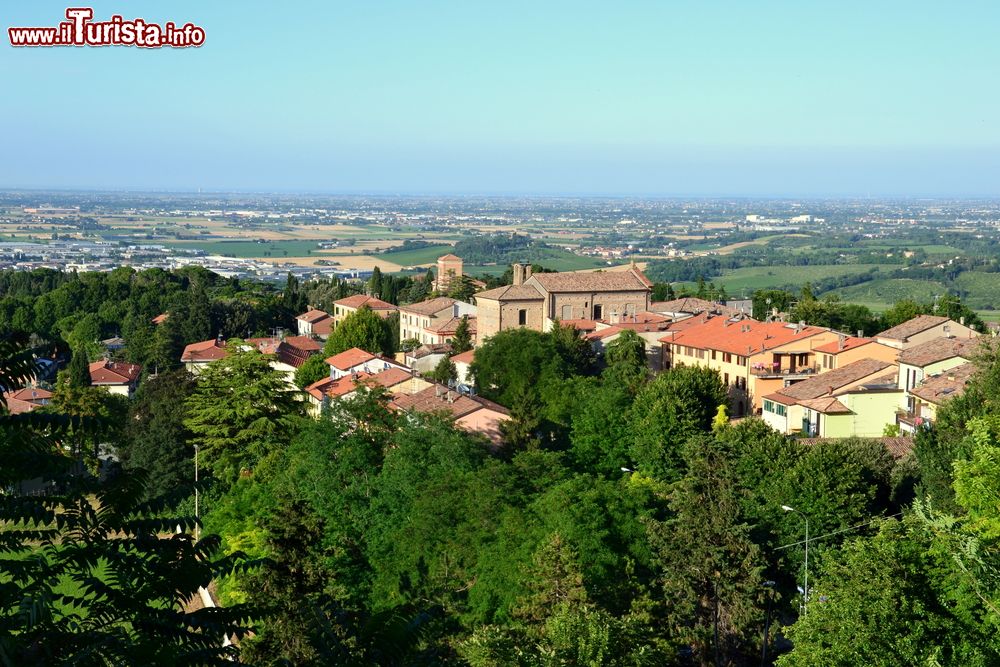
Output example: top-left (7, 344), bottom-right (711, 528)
top-left (2, 1), bottom-right (999, 196)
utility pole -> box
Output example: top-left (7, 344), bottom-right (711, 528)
top-left (782, 505), bottom-right (810, 614)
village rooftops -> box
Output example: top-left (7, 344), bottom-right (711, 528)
top-left (813, 336), bottom-right (877, 354)
top-left (910, 362), bottom-right (976, 406)
top-left (296, 308), bottom-right (331, 323)
top-left (399, 296), bottom-right (462, 316)
top-left (527, 267), bottom-right (652, 293)
top-left (333, 294), bottom-right (398, 311)
top-left (765, 358), bottom-right (896, 404)
top-left (305, 372), bottom-right (373, 401)
top-left (875, 315), bottom-right (950, 341)
top-left (649, 297), bottom-right (738, 317)
top-left (390, 384), bottom-right (510, 420)
top-left (666, 316), bottom-right (828, 356)
top-left (89, 360), bottom-right (142, 385)
top-left (325, 347), bottom-right (377, 370)
top-left (451, 349), bottom-right (475, 365)
top-left (427, 316), bottom-right (476, 335)
top-left (181, 339), bottom-right (229, 363)
top-left (898, 336), bottom-right (982, 367)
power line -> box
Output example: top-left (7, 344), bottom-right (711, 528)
top-left (776, 512), bottom-right (903, 550)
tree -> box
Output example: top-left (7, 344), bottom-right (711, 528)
top-left (65, 345), bottom-right (92, 388)
top-left (428, 356), bottom-right (458, 385)
top-left (368, 266), bottom-right (383, 298)
top-left (0, 333), bottom-right (258, 664)
top-left (451, 314), bottom-right (473, 353)
top-left (119, 369), bottom-right (196, 500)
top-left (184, 343), bottom-right (305, 485)
top-left (628, 365), bottom-right (727, 480)
top-left (294, 353), bottom-right (329, 389)
top-left (602, 329), bottom-right (648, 393)
top-left (323, 306), bottom-right (393, 357)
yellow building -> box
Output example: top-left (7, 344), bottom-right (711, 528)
top-left (662, 315), bottom-right (841, 416)
top-left (813, 335), bottom-right (899, 371)
top-left (875, 315), bottom-right (978, 350)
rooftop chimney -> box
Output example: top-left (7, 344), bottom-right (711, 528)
top-left (513, 263), bottom-right (526, 286)
top-left (837, 333), bottom-right (846, 351)
top-left (857, 329), bottom-right (864, 338)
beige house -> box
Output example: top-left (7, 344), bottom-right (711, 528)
top-left (875, 315), bottom-right (978, 350)
top-left (88, 360), bottom-right (142, 397)
top-left (296, 308), bottom-right (334, 339)
top-left (761, 358), bottom-right (900, 436)
top-left (475, 263), bottom-right (653, 340)
top-left (901, 362), bottom-right (975, 431)
top-left (662, 315), bottom-right (841, 416)
top-left (399, 297), bottom-right (477, 346)
top-left (332, 295), bottom-right (397, 329)
top-left (896, 337), bottom-right (982, 432)
top-left (813, 335), bottom-right (900, 371)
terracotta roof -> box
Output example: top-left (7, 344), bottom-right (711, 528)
top-left (305, 372), bottom-right (372, 401)
top-left (408, 343), bottom-right (453, 359)
top-left (312, 318), bottom-right (333, 335)
top-left (451, 349), bottom-right (475, 365)
top-left (898, 336), bottom-right (981, 367)
top-left (528, 269), bottom-right (652, 293)
top-left (334, 294), bottom-right (398, 311)
top-left (89, 360), bottom-right (142, 385)
top-left (181, 339), bottom-right (228, 363)
top-left (428, 316), bottom-right (477, 335)
top-left (3, 396), bottom-right (38, 414)
top-left (437, 253), bottom-right (462, 261)
top-left (248, 337), bottom-right (281, 355)
top-left (798, 436), bottom-right (915, 459)
top-left (282, 336), bottom-right (322, 352)
top-left (399, 297), bottom-right (460, 316)
top-left (772, 358), bottom-right (895, 401)
top-left (359, 367), bottom-right (413, 389)
top-left (474, 284), bottom-right (545, 301)
top-left (388, 384), bottom-right (507, 420)
top-left (649, 297), bottom-right (738, 316)
top-left (585, 327), bottom-right (627, 341)
top-left (275, 337), bottom-right (322, 369)
top-left (6, 387), bottom-right (52, 403)
top-left (325, 347), bottom-right (376, 370)
top-left (876, 315), bottom-right (950, 341)
top-left (297, 308), bottom-right (331, 323)
top-left (910, 362), bottom-right (976, 405)
top-left (560, 319), bottom-right (600, 333)
top-left (797, 396), bottom-right (851, 414)
top-left (813, 337), bottom-right (875, 354)
top-left (667, 316), bottom-right (830, 356)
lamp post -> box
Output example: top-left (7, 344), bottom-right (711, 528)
top-left (194, 444), bottom-right (200, 542)
top-left (781, 505), bottom-right (808, 614)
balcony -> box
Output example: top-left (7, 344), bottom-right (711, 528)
top-left (750, 364), bottom-right (819, 379)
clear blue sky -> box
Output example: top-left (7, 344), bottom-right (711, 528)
top-left (2, 1), bottom-right (998, 195)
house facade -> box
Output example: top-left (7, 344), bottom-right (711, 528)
top-left (874, 315), bottom-right (978, 350)
top-left (332, 295), bottom-right (398, 329)
top-left (399, 297), bottom-right (477, 346)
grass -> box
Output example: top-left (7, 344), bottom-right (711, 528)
top-left (160, 239), bottom-right (322, 258)
top-left (828, 278), bottom-right (949, 311)
top-left (378, 244), bottom-right (454, 266)
top-left (676, 264), bottom-right (884, 294)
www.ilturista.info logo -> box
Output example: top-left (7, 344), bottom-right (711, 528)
top-left (8, 8), bottom-right (205, 48)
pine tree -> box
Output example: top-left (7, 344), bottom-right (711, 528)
top-left (451, 315), bottom-right (473, 353)
top-left (368, 266), bottom-right (383, 298)
top-left (66, 345), bottom-right (92, 388)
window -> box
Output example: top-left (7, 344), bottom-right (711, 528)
top-left (723, 352), bottom-right (732, 364)
top-left (763, 400), bottom-right (787, 417)
top-left (593, 304), bottom-right (603, 320)
top-left (724, 373), bottom-right (729, 385)
top-left (518, 309), bottom-right (527, 326)
top-left (711, 350), bottom-right (717, 360)
top-left (737, 356), bottom-right (746, 366)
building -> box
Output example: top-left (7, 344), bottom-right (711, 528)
top-left (813, 335), bottom-right (899, 371)
top-left (451, 349), bottom-right (475, 390)
top-left (3, 387), bottom-right (53, 414)
top-left (474, 263), bottom-right (653, 340)
top-left (399, 297), bottom-right (477, 346)
top-left (434, 254), bottom-right (464, 292)
top-left (895, 337), bottom-right (983, 432)
top-left (181, 338), bottom-right (229, 374)
top-left (325, 347), bottom-right (409, 380)
top-left (901, 362), bottom-right (975, 432)
top-left (390, 383), bottom-right (510, 447)
top-left (296, 308), bottom-right (334, 339)
top-left (404, 343), bottom-right (453, 374)
top-left (332, 295), bottom-right (398, 329)
top-left (662, 315), bottom-right (841, 416)
top-left (874, 315), bottom-right (978, 350)
top-left (648, 297), bottom-right (740, 319)
top-left (89, 360), bottom-right (142, 397)
top-left (761, 358), bottom-right (900, 436)
top-left (247, 335), bottom-right (323, 385)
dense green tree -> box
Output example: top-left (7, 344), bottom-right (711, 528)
top-left (65, 345), bottom-right (92, 388)
top-left (628, 365), bottom-right (727, 480)
top-left (294, 353), bottom-right (330, 389)
top-left (119, 369), bottom-right (197, 500)
top-left (428, 356), bottom-right (458, 385)
top-left (184, 343), bottom-right (305, 485)
top-left (602, 329), bottom-right (648, 393)
top-left (568, 384), bottom-right (633, 475)
top-left (451, 314), bottom-right (474, 353)
top-left (322, 305), bottom-right (394, 357)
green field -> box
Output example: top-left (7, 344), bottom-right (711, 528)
top-left (828, 278), bottom-right (949, 311)
top-left (161, 240), bottom-right (323, 258)
top-left (676, 264), bottom-right (884, 295)
top-left (377, 244), bottom-right (454, 266)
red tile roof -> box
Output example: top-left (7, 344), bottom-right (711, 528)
top-left (390, 385), bottom-right (484, 419)
top-left (667, 316), bottom-right (829, 356)
top-left (428, 316), bottom-right (476, 335)
top-left (910, 362), bottom-right (976, 405)
top-left (305, 372), bottom-right (372, 401)
top-left (296, 308), bottom-right (331, 323)
top-left (437, 253), bottom-right (462, 261)
top-left (399, 297), bottom-right (460, 316)
top-left (6, 387), bottom-right (52, 403)
top-left (89, 360), bottom-right (142, 385)
top-left (812, 337), bottom-right (876, 354)
top-left (359, 367), bottom-right (413, 389)
top-left (3, 396), bottom-right (38, 414)
top-left (898, 336), bottom-right (982, 367)
top-left (876, 315), bottom-right (950, 341)
top-left (528, 268), bottom-right (652, 293)
top-left (560, 319), bottom-right (600, 333)
top-left (451, 349), bottom-right (475, 365)
top-left (312, 318), bottom-right (333, 335)
top-left (181, 339), bottom-right (228, 363)
top-left (334, 294), bottom-right (398, 311)
top-left (765, 358), bottom-right (895, 403)
top-left (474, 284), bottom-right (546, 301)
top-left (282, 336), bottom-right (322, 352)
top-left (325, 347), bottom-right (376, 370)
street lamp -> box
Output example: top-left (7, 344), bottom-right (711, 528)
top-left (781, 505), bottom-right (809, 614)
